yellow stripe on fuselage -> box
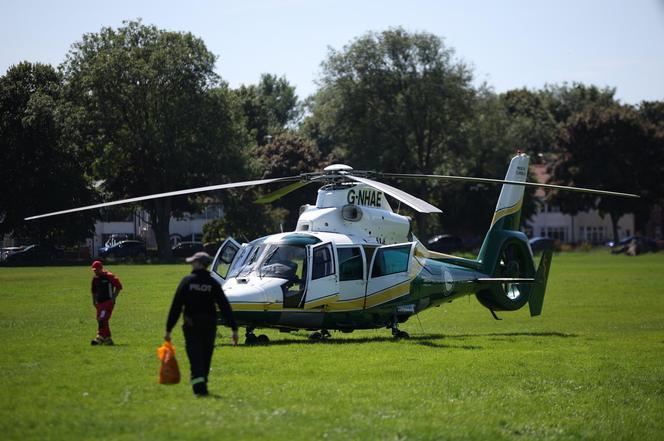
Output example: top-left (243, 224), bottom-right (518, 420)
top-left (304, 293), bottom-right (340, 309)
top-left (491, 200), bottom-right (523, 226)
top-left (364, 279), bottom-right (411, 309)
top-left (229, 275), bottom-right (417, 313)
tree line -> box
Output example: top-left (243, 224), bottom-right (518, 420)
top-left (1, 21), bottom-right (662, 259)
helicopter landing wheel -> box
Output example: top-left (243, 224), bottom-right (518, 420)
top-left (256, 334), bottom-right (270, 344)
top-left (245, 327), bottom-right (258, 345)
top-left (391, 323), bottom-right (410, 339)
top-left (309, 330), bottom-right (330, 341)
top-left (393, 330), bottom-right (410, 339)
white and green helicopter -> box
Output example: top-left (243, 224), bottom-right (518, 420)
top-left (26, 153), bottom-right (637, 343)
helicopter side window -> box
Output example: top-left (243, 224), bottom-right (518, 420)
top-left (312, 244), bottom-right (335, 280)
top-left (371, 245), bottom-right (410, 277)
top-left (338, 247), bottom-right (363, 281)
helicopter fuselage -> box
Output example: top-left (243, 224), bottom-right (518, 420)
top-left (210, 183), bottom-right (492, 333)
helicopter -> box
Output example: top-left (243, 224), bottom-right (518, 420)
top-left (26, 152), bottom-right (638, 343)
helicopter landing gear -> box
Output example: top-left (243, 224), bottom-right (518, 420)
top-left (309, 329), bottom-right (331, 341)
top-left (245, 328), bottom-right (270, 345)
top-left (391, 323), bottom-right (410, 340)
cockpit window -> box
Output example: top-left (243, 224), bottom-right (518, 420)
top-left (228, 238), bottom-right (266, 278)
top-left (259, 244), bottom-right (306, 281)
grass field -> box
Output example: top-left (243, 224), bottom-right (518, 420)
top-left (1, 251), bottom-right (663, 441)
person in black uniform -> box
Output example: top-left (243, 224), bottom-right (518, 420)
top-left (164, 251), bottom-right (239, 396)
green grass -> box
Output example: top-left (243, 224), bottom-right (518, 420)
top-left (1, 251), bottom-right (663, 441)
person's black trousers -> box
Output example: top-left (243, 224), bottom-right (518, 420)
top-left (183, 323), bottom-right (216, 395)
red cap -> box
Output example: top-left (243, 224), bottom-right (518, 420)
top-left (91, 260), bottom-right (103, 269)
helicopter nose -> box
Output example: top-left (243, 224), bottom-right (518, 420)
top-left (223, 277), bottom-right (285, 306)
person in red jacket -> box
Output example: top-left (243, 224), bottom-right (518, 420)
top-left (90, 260), bottom-right (123, 345)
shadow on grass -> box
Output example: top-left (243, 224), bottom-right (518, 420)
top-left (216, 331), bottom-right (576, 349)
top-left (452, 331), bottom-right (578, 339)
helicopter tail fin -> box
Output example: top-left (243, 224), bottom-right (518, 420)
top-left (477, 153), bottom-right (532, 275)
top-left (488, 153), bottom-right (529, 231)
top-left (529, 249), bottom-right (553, 316)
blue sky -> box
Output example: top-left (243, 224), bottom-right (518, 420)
top-left (1, 0), bottom-right (663, 103)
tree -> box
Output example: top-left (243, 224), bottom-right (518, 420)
top-left (304, 28), bottom-right (475, 238)
top-left (61, 20), bottom-right (247, 260)
top-left (235, 74), bottom-right (300, 146)
top-left (435, 87), bottom-right (538, 235)
top-left (540, 82), bottom-right (616, 124)
top-left (257, 132), bottom-right (326, 229)
top-left (0, 62), bottom-right (97, 244)
top-left (500, 88), bottom-right (557, 161)
top-left (550, 104), bottom-right (657, 242)
top-left (202, 191), bottom-right (281, 244)
top-left (639, 100), bottom-right (664, 134)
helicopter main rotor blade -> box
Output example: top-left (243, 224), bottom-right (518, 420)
top-left (381, 173), bottom-right (639, 198)
top-left (346, 175), bottom-right (442, 213)
top-left (24, 176), bottom-right (301, 221)
top-left (254, 180), bottom-right (314, 204)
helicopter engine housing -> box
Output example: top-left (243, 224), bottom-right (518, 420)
top-left (295, 184), bottom-right (411, 245)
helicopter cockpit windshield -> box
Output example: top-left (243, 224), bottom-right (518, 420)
top-left (228, 239), bottom-right (309, 282)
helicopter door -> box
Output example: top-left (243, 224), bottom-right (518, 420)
top-left (302, 242), bottom-right (340, 309)
top-left (365, 242), bottom-right (415, 308)
top-left (211, 237), bottom-right (241, 281)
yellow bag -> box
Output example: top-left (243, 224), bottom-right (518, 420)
top-left (157, 341), bottom-right (181, 384)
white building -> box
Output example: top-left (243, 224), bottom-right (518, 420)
top-left (90, 205), bottom-right (223, 256)
top-left (525, 165), bottom-right (634, 243)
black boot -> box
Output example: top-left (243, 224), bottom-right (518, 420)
top-left (192, 381), bottom-right (208, 396)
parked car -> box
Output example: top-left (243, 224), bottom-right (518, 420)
top-left (427, 235), bottom-right (465, 254)
top-left (528, 237), bottom-right (557, 253)
top-left (3, 244), bottom-right (63, 264)
top-left (608, 236), bottom-right (659, 254)
top-left (172, 241), bottom-right (204, 258)
top-left (1, 246), bottom-right (24, 262)
top-left (98, 240), bottom-right (146, 259)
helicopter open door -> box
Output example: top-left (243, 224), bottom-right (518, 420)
top-left (366, 242), bottom-right (415, 308)
top-left (302, 242), bottom-right (340, 309)
top-left (211, 237), bottom-right (241, 281)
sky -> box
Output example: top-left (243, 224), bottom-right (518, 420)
top-left (1, 0), bottom-right (663, 104)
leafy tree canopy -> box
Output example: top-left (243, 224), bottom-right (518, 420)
top-left (0, 62), bottom-right (96, 244)
top-left (235, 74), bottom-right (300, 146)
top-left (60, 20), bottom-right (248, 259)
top-left (304, 28), bottom-right (476, 238)
top-left (550, 103), bottom-right (660, 241)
